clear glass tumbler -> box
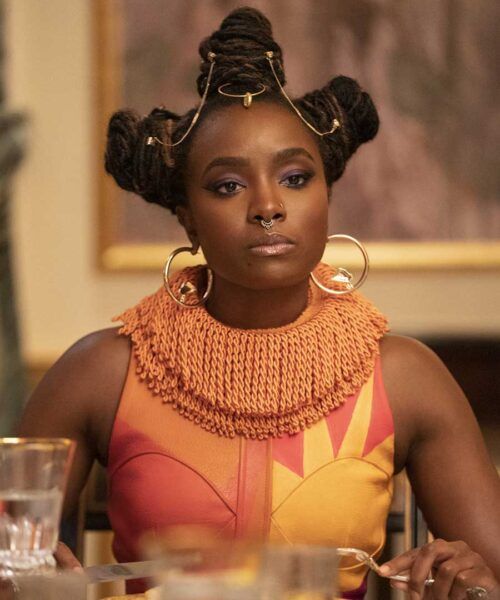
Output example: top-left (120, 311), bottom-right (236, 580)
top-left (159, 572), bottom-right (278, 600)
top-left (260, 545), bottom-right (338, 600)
top-left (0, 438), bottom-right (75, 577)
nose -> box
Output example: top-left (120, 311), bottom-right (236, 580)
top-left (247, 186), bottom-right (286, 227)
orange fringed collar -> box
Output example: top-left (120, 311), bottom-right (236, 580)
top-left (114, 263), bottom-right (389, 439)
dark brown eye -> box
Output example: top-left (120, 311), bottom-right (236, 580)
top-left (210, 180), bottom-right (245, 196)
top-left (281, 172), bottom-right (313, 188)
top-left (288, 175), bottom-right (303, 186)
top-left (221, 181), bottom-right (239, 193)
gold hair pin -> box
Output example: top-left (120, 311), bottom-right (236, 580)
top-left (146, 119), bottom-right (175, 167)
top-left (145, 49), bottom-right (341, 152)
top-left (265, 51), bottom-right (341, 137)
top-left (218, 83), bottom-right (267, 108)
top-left (146, 52), bottom-right (216, 148)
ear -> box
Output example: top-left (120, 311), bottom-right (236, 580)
top-left (176, 205), bottom-right (199, 249)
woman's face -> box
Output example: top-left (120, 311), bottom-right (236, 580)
top-left (181, 101), bottom-right (329, 290)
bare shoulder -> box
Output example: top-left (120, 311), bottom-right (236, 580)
top-left (380, 338), bottom-right (500, 567)
top-left (379, 334), bottom-right (475, 470)
top-left (54, 326), bottom-right (131, 372)
top-left (379, 333), bottom-right (470, 410)
top-left (379, 333), bottom-right (444, 372)
top-left (18, 327), bottom-right (131, 464)
top-left (28, 327), bottom-right (131, 410)
top-left (16, 328), bottom-right (131, 514)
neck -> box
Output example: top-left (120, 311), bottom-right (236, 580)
top-left (205, 275), bottom-right (310, 330)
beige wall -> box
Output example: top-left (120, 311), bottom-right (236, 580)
top-left (5, 0), bottom-right (500, 366)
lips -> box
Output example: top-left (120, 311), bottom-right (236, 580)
top-left (248, 233), bottom-right (296, 257)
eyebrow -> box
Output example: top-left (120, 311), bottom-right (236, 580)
top-left (202, 147), bottom-right (316, 177)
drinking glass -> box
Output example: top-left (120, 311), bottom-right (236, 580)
top-left (2, 571), bottom-right (87, 600)
top-left (260, 545), bottom-right (338, 600)
top-left (0, 438), bottom-right (75, 577)
top-left (159, 573), bottom-right (277, 600)
top-left (143, 526), bottom-right (280, 599)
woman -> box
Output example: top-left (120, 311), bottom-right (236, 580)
top-left (18, 7), bottom-right (500, 599)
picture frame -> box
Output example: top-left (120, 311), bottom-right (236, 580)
top-left (95, 0), bottom-right (500, 273)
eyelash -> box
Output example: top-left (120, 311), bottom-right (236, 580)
top-left (210, 180), bottom-right (243, 196)
top-left (283, 172), bottom-right (313, 188)
top-left (207, 172), bottom-right (314, 197)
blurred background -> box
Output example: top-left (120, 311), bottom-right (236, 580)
top-left (3, 0), bottom-right (499, 424)
top-left (1, 1), bottom-right (499, 598)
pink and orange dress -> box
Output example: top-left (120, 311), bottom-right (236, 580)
top-left (107, 264), bottom-right (392, 598)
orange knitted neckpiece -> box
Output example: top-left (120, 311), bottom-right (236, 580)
top-left (114, 263), bottom-right (388, 439)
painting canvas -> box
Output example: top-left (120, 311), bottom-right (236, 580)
top-left (96, 0), bottom-right (500, 270)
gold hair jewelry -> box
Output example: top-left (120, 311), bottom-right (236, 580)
top-left (260, 219), bottom-right (274, 230)
top-left (265, 51), bottom-right (341, 137)
top-left (163, 245), bottom-right (213, 307)
top-left (162, 118), bottom-right (175, 166)
top-left (310, 234), bottom-right (369, 295)
top-left (218, 83), bottom-right (267, 108)
top-left (146, 52), bottom-right (216, 149)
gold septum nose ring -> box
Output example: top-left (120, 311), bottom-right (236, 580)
top-left (260, 219), bottom-right (274, 230)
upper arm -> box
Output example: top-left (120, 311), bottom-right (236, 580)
top-left (381, 335), bottom-right (500, 576)
top-left (17, 327), bottom-right (130, 517)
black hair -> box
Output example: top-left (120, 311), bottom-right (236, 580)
top-left (105, 6), bottom-right (379, 214)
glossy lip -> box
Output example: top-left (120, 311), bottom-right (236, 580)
top-left (248, 233), bottom-right (296, 257)
top-left (248, 233), bottom-right (295, 248)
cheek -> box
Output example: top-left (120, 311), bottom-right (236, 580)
top-left (199, 228), bottom-right (240, 262)
top-left (290, 187), bottom-right (329, 240)
top-left (190, 203), bottom-right (243, 265)
top-left (294, 188), bottom-right (329, 267)
top-left (308, 209), bottom-right (329, 265)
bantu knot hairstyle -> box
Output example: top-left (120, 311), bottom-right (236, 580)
top-left (105, 6), bottom-right (379, 214)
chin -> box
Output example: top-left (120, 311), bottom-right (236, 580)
top-left (233, 258), bottom-right (317, 291)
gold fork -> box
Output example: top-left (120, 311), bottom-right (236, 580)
top-left (336, 548), bottom-right (435, 586)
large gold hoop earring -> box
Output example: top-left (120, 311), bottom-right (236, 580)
top-left (163, 245), bottom-right (213, 308)
top-left (310, 234), bottom-right (369, 296)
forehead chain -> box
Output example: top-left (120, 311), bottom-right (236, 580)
top-left (145, 51), bottom-right (341, 149)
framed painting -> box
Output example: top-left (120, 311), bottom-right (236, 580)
top-left (95, 0), bottom-right (500, 272)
